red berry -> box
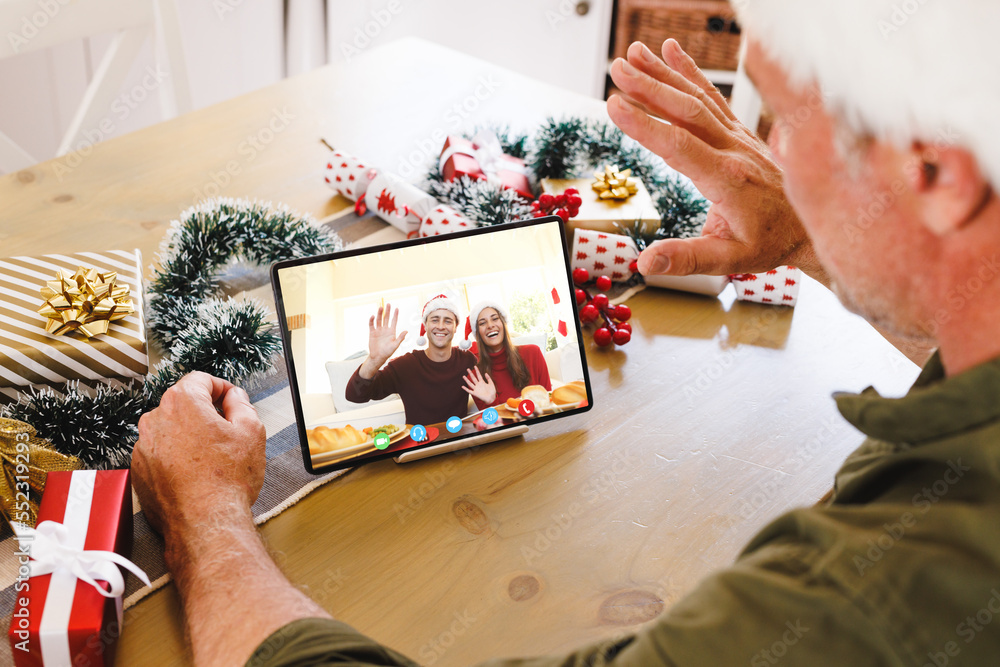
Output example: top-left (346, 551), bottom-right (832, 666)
top-left (564, 187), bottom-right (579, 196)
top-left (617, 322), bottom-right (632, 334)
top-left (595, 275), bottom-right (612, 291)
top-left (580, 304), bottom-right (599, 322)
top-left (614, 304), bottom-right (632, 322)
top-left (555, 208), bottom-right (570, 222)
top-left (575, 288), bottom-right (586, 305)
top-left (555, 194), bottom-right (567, 207)
top-left (612, 328), bottom-right (631, 345)
top-left (572, 267), bottom-right (589, 285)
top-left (566, 205), bottom-right (580, 217)
top-left (539, 193), bottom-right (555, 208)
top-left (591, 293), bottom-right (610, 311)
top-left (628, 260), bottom-right (639, 273)
top-left (593, 327), bottom-right (613, 346)
top-left (567, 194), bottom-right (583, 207)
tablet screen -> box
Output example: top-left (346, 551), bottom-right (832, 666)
top-left (272, 216), bottom-right (593, 473)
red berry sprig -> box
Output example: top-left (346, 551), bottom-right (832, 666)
top-left (572, 267), bottom-right (633, 348)
top-left (532, 188), bottom-right (583, 222)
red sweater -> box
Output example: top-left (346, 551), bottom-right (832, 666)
top-left (345, 349), bottom-right (477, 426)
top-left (472, 344), bottom-right (551, 410)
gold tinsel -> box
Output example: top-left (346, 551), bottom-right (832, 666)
top-left (0, 417), bottom-right (82, 531)
top-left (591, 165), bottom-right (639, 201)
top-left (37, 266), bottom-right (135, 338)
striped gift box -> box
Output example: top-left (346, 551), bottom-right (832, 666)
top-left (0, 250), bottom-right (147, 403)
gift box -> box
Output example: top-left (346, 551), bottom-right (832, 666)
top-left (439, 133), bottom-right (533, 200)
top-left (0, 250), bottom-right (148, 403)
top-left (8, 469), bottom-right (148, 667)
top-left (542, 175), bottom-right (660, 236)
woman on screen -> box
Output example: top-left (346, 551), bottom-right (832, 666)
top-left (462, 300), bottom-right (551, 409)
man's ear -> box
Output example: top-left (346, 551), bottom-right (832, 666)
top-left (908, 142), bottom-right (992, 236)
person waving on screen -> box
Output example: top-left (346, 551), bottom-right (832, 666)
top-left (461, 300), bottom-right (551, 409)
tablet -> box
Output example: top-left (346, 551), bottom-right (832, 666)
top-left (271, 216), bottom-right (594, 473)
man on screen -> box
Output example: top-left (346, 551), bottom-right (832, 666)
top-left (344, 294), bottom-right (487, 427)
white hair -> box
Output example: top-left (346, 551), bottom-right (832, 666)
top-left (735, 0), bottom-right (999, 188)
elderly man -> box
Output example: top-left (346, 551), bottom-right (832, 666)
top-left (132, 1), bottom-right (1000, 664)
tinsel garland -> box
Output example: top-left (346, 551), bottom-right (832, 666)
top-left (424, 117), bottom-right (709, 241)
top-left (1, 199), bottom-right (340, 468)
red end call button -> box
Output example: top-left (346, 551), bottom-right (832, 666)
top-left (518, 399), bottom-right (534, 417)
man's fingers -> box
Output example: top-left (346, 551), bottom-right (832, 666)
top-left (390, 307), bottom-right (399, 333)
top-left (607, 95), bottom-right (725, 202)
top-left (609, 58), bottom-right (730, 148)
top-left (638, 236), bottom-right (752, 277)
top-left (624, 41), bottom-right (735, 130)
top-left (661, 38), bottom-right (739, 124)
top-left (220, 385), bottom-right (261, 429)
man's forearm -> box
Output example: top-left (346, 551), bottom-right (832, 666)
top-left (164, 496), bottom-right (332, 666)
top-left (358, 355), bottom-right (387, 380)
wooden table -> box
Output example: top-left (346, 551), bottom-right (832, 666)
top-left (1, 38), bottom-right (921, 666)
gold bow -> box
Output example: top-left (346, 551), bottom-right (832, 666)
top-left (0, 417), bottom-right (82, 531)
top-left (591, 165), bottom-right (639, 201)
top-left (38, 266), bottom-right (135, 338)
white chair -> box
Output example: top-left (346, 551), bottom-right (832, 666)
top-left (0, 0), bottom-right (191, 172)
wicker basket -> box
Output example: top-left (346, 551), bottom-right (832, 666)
top-left (614, 0), bottom-right (741, 71)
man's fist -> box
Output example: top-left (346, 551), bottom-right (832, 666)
top-left (131, 372), bottom-right (266, 538)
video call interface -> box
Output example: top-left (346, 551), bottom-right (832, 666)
top-left (276, 219), bottom-right (592, 473)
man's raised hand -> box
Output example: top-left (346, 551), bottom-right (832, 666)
top-left (368, 304), bottom-right (407, 366)
top-left (607, 39), bottom-right (823, 280)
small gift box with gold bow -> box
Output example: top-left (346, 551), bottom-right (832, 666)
top-left (0, 250), bottom-right (148, 403)
top-left (542, 166), bottom-right (661, 236)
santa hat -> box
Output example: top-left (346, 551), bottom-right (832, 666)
top-left (416, 294), bottom-right (464, 347)
top-left (734, 1), bottom-right (1000, 190)
top-left (464, 300), bottom-right (510, 348)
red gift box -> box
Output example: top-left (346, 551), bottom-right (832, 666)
top-left (8, 470), bottom-right (144, 667)
top-left (439, 133), bottom-right (534, 200)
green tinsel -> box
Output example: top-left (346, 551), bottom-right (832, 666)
top-left (2, 199), bottom-right (340, 468)
top-left (424, 117), bottom-right (708, 240)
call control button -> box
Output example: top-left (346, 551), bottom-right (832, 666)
top-left (518, 400), bottom-right (534, 417)
top-left (446, 416), bottom-right (462, 433)
top-left (483, 407), bottom-right (499, 425)
top-left (411, 425), bottom-right (427, 442)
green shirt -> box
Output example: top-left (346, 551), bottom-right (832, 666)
top-left (248, 353), bottom-right (1000, 666)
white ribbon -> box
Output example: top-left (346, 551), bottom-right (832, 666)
top-left (438, 131), bottom-right (528, 181)
top-left (12, 521), bottom-right (151, 598)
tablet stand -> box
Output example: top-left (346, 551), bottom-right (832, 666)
top-left (393, 425), bottom-right (529, 463)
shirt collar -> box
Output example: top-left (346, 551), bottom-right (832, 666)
top-left (835, 351), bottom-right (1000, 444)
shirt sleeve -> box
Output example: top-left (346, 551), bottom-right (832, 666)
top-left (247, 540), bottom-right (903, 667)
top-left (522, 345), bottom-right (551, 391)
top-left (344, 361), bottom-right (398, 404)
